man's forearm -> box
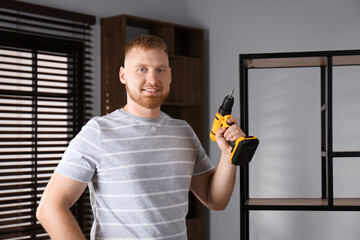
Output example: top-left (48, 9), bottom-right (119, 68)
top-left (37, 206), bottom-right (86, 240)
top-left (207, 152), bottom-right (237, 210)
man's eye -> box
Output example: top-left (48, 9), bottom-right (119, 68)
top-left (157, 68), bottom-right (164, 73)
top-left (139, 68), bottom-right (146, 72)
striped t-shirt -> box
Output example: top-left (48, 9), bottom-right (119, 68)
top-left (55, 109), bottom-right (215, 240)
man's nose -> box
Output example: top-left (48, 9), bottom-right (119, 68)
top-left (146, 70), bottom-right (158, 83)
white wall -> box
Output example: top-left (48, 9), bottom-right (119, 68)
top-left (184, 0), bottom-right (360, 240)
top-left (23, 0), bottom-right (360, 239)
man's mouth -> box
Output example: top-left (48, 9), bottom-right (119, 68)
top-left (143, 87), bottom-right (161, 93)
top-left (143, 89), bottom-right (160, 92)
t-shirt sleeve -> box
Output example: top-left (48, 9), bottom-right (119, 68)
top-left (54, 118), bottom-right (101, 183)
top-left (191, 130), bottom-right (215, 177)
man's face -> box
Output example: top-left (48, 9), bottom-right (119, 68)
top-left (120, 47), bottom-right (172, 109)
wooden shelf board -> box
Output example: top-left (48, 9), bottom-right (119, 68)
top-left (245, 56), bottom-right (360, 69)
top-left (247, 198), bottom-right (328, 206)
top-left (242, 50), bottom-right (360, 69)
top-left (246, 57), bottom-right (327, 69)
top-left (334, 198), bottom-right (360, 206)
top-left (246, 198), bottom-right (360, 209)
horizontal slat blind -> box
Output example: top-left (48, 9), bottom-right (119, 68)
top-left (0, 1), bottom-right (95, 239)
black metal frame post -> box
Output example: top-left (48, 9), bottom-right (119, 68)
top-left (320, 66), bottom-right (327, 199)
top-left (239, 55), bottom-right (249, 240)
top-left (326, 56), bottom-right (334, 206)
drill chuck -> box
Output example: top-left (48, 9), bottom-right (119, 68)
top-left (218, 89), bottom-right (234, 116)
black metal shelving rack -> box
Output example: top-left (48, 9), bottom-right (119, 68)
top-left (239, 50), bottom-right (360, 240)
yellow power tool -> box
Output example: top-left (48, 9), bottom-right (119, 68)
top-left (210, 89), bottom-right (259, 165)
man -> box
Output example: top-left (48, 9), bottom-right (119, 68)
top-left (37, 35), bottom-right (245, 239)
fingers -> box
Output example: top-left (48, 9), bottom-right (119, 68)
top-left (215, 126), bottom-right (227, 140)
top-left (224, 117), bottom-right (245, 142)
top-left (215, 127), bottom-right (231, 152)
top-left (226, 117), bottom-right (238, 126)
top-left (214, 117), bottom-right (246, 154)
top-left (224, 125), bottom-right (245, 142)
top-left (215, 117), bottom-right (245, 142)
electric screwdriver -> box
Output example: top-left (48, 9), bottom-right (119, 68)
top-left (210, 89), bottom-right (259, 165)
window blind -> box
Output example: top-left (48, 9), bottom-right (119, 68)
top-left (0, 1), bottom-right (95, 239)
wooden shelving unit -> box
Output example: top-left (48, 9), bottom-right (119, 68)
top-left (101, 14), bottom-right (206, 240)
top-left (239, 50), bottom-right (360, 240)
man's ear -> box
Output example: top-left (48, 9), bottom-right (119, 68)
top-left (119, 66), bottom-right (126, 84)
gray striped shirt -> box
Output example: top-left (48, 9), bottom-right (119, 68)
top-left (55, 109), bottom-right (214, 240)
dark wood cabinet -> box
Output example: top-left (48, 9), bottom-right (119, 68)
top-left (101, 14), bottom-right (206, 240)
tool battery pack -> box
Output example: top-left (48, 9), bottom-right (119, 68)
top-left (231, 136), bottom-right (259, 165)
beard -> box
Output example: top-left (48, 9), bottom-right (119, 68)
top-left (126, 84), bottom-right (170, 109)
